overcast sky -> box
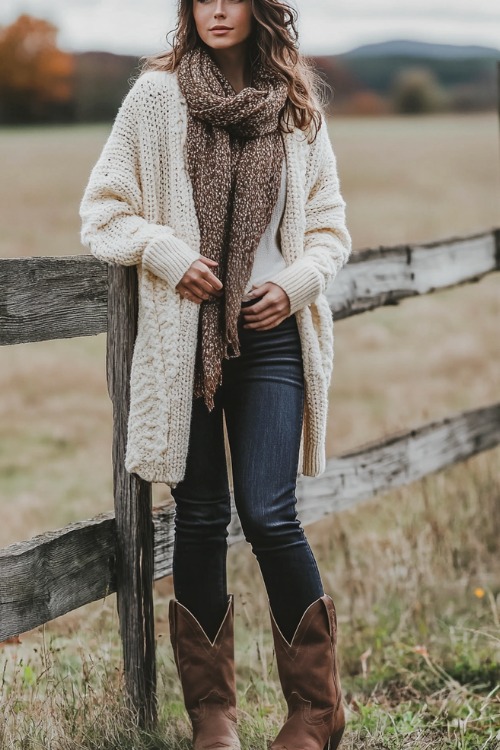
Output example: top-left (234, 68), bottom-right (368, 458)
top-left (1, 1), bottom-right (499, 56)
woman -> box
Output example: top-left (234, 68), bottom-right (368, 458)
top-left (79, 0), bottom-right (351, 748)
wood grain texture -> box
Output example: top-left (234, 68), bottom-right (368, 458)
top-left (329, 230), bottom-right (500, 319)
top-left (1, 227), bottom-right (498, 345)
top-left (0, 513), bottom-right (116, 640)
top-left (2, 402), bottom-right (498, 641)
top-left (0, 256), bottom-right (107, 344)
top-left (293, 402), bottom-right (500, 523)
top-left (106, 264), bottom-right (157, 729)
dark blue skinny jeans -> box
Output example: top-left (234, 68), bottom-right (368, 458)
top-left (171, 298), bottom-right (325, 643)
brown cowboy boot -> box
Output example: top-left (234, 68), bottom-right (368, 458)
top-left (169, 594), bottom-right (241, 750)
top-left (269, 595), bottom-right (345, 750)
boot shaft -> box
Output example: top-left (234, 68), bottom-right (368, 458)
top-left (270, 595), bottom-right (343, 719)
top-left (169, 594), bottom-right (237, 713)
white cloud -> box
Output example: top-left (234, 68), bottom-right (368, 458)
top-left (299, 15), bottom-right (500, 55)
top-left (295, 0), bottom-right (500, 53)
top-left (1, 0), bottom-right (499, 56)
top-left (307, 0), bottom-right (500, 18)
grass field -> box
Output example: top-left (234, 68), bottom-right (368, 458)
top-left (1, 113), bottom-right (500, 748)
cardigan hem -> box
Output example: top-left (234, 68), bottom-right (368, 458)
top-left (124, 449), bottom-right (326, 487)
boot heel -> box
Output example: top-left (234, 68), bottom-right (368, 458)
top-left (326, 725), bottom-right (344, 750)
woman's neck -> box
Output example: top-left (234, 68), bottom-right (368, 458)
top-left (207, 43), bottom-right (252, 93)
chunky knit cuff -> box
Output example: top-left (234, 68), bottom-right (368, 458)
top-left (142, 233), bottom-right (201, 289)
top-left (268, 257), bottom-right (324, 315)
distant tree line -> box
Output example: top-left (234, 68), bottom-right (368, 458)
top-left (0, 14), bottom-right (497, 125)
top-left (315, 54), bottom-right (497, 116)
top-left (0, 15), bottom-right (141, 124)
top-left (0, 15), bottom-right (75, 123)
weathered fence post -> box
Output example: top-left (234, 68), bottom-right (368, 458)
top-left (106, 264), bottom-right (157, 730)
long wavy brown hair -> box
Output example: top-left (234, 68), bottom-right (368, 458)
top-left (138, 0), bottom-right (328, 142)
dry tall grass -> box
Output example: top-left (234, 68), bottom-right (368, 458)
top-left (2, 453), bottom-right (499, 748)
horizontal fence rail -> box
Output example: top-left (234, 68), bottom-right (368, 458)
top-left (1, 401), bottom-right (499, 642)
top-left (1, 228), bottom-right (499, 345)
top-left (0, 255), bottom-right (108, 345)
top-left (329, 228), bottom-right (499, 318)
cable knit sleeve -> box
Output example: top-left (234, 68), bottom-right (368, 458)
top-left (268, 117), bottom-right (352, 316)
top-left (79, 74), bottom-right (200, 288)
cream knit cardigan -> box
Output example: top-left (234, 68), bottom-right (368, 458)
top-left (79, 70), bottom-right (352, 487)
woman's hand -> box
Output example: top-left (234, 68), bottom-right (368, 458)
top-left (241, 282), bottom-right (291, 330)
top-left (176, 256), bottom-right (224, 303)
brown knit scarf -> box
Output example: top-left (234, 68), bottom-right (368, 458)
top-left (176, 45), bottom-right (288, 411)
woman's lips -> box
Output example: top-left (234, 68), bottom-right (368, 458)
top-left (210, 28), bottom-right (232, 35)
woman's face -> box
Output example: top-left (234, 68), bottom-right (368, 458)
top-left (193, 0), bottom-right (254, 51)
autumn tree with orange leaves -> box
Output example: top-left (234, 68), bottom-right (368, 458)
top-left (0, 14), bottom-right (75, 124)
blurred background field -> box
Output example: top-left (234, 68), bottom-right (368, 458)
top-left (1, 110), bottom-right (499, 748)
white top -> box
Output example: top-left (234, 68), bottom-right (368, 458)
top-left (242, 158), bottom-right (287, 300)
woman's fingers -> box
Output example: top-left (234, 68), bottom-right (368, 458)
top-left (188, 278), bottom-right (223, 300)
top-left (199, 255), bottom-right (219, 267)
top-left (176, 257), bottom-right (224, 301)
top-left (243, 311), bottom-right (285, 329)
top-left (243, 315), bottom-right (286, 331)
top-left (255, 320), bottom-right (285, 330)
top-left (191, 259), bottom-right (222, 282)
top-left (177, 284), bottom-right (205, 303)
top-left (241, 286), bottom-right (290, 329)
top-left (242, 299), bottom-right (288, 323)
top-left (242, 282), bottom-right (290, 320)
top-left (198, 260), bottom-right (223, 291)
top-left (199, 265), bottom-right (223, 292)
top-left (243, 304), bottom-right (287, 322)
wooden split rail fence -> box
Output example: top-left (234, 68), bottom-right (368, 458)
top-left (1, 227), bottom-right (499, 728)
